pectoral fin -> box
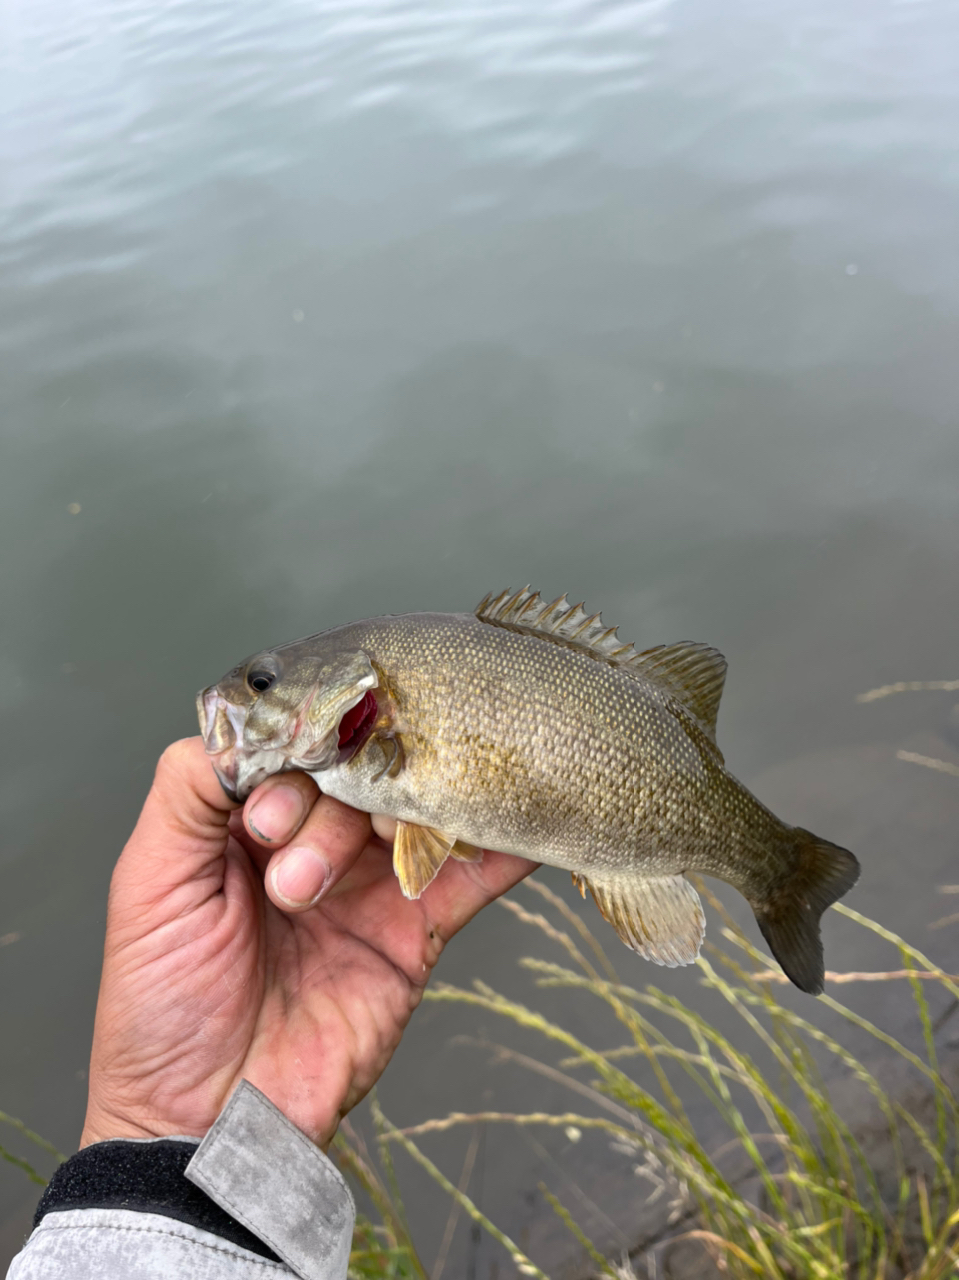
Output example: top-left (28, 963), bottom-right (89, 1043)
top-left (450, 840), bottom-right (483, 862)
top-left (582, 872), bottom-right (705, 967)
top-left (393, 822), bottom-right (457, 898)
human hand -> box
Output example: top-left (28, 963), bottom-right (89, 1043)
top-left (80, 737), bottom-right (536, 1150)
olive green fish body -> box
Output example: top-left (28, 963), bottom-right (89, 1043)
top-left (197, 589), bottom-right (860, 993)
top-left (318, 614), bottom-right (776, 892)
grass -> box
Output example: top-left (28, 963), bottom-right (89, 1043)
top-left (5, 683), bottom-right (959, 1278)
top-left (5, 897), bottom-right (957, 1279)
top-left (337, 879), bottom-right (959, 1280)
top-left (0, 1112), bottom-right (63, 1187)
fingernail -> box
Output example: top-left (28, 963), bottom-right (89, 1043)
top-left (271, 847), bottom-right (331, 908)
top-left (247, 785), bottom-right (307, 844)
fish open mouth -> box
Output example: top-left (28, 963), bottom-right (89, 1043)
top-left (337, 690), bottom-right (378, 758)
top-left (197, 685), bottom-right (243, 799)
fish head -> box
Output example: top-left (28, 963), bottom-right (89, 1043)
top-left (196, 643), bottom-right (379, 801)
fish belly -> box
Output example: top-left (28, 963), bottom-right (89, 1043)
top-left (315, 719), bottom-right (694, 882)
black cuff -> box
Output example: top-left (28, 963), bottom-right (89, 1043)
top-left (34, 1138), bottom-right (282, 1264)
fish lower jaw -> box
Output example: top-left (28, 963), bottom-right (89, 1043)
top-left (212, 763), bottom-right (240, 803)
top-left (215, 748), bottom-right (293, 802)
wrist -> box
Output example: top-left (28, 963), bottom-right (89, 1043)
top-left (80, 1106), bottom-right (208, 1149)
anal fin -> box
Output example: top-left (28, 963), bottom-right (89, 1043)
top-left (393, 822), bottom-right (456, 899)
top-left (582, 871), bottom-right (705, 968)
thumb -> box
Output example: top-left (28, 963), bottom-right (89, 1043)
top-left (109, 737), bottom-right (238, 918)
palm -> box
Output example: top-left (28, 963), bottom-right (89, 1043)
top-left (230, 823), bottom-right (452, 1146)
top-left (82, 739), bottom-right (535, 1149)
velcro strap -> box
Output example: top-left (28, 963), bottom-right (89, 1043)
top-left (33, 1136), bottom-right (281, 1264)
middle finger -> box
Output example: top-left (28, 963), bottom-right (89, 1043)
top-left (261, 793), bottom-right (372, 913)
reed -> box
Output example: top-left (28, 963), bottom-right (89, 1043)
top-left (339, 880), bottom-right (958, 1279)
top-left (4, 883), bottom-right (956, 1278)
top-left (4, 889), bottom-right (956, 1279)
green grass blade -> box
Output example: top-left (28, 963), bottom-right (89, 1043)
top-left (376, 1112), bottom-right (550, 1279)
top-left (538, 1182), bottom-right (621, 1277)
top-left (0, 1111), bottom-right (64, 1162)
top-left (0, 1142), bottom-right (47, 1186)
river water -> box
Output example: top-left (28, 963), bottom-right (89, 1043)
top-left (2, 0), bottom-right (959, 1273)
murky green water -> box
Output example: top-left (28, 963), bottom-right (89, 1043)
top-left (3, 0), bottom-right (959, 1271)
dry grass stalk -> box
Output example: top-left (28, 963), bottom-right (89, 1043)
top-left (896, 751), bottom-right (959, 780)
top-left (856, 680), bottom-right (959, 703)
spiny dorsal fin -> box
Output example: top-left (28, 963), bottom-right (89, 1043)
top-left (475, 588), bottom-right (727, 742)
top-left (630, 642), bottom-right (727, 743)
top-left (476, 586), bottom-right (644, 665)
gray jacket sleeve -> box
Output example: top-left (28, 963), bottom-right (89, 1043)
top-left (6, 1081), bottom-right (355, 1280)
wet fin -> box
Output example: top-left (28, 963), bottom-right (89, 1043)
top-left (476, 587), bottom-right (641, 664)
top-left (582, 872), bottom-right (706, 967)
top-left (475, 589), bottom-right (725, 740)
top-left (393, 822), bottom-right (456, 898)
top-left (371, 733), bottom-right (406, 782)
top-left (450, 840), bottom-right (483, 862)
top-left (752, 830), bottom-right (860, 995)
top-left (629, 643), bottom-right (727, 744)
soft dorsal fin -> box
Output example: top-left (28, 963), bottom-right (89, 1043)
top-left (629, 642), bottom-right (727, 742)
top-left (475, 587), bottom-right (727, 741)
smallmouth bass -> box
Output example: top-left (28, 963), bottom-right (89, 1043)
top-left (197, 587), bottom-right (860, 993)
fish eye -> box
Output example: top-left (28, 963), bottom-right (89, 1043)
top-left (247, 670), bottom-right (276, 694)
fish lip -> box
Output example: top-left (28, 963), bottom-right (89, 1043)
top-left (200, 686), bottom-right (243, 743)
top-left (197, 685), bottom-right (245, 801)
top-left (214, 767), bottom-right (241, 804)
top-left (209, 744), bottom-right (243, 802)
top-left (197, 686), bottom-right (216, 739)
top-left (197, 682), bottom-right (296, 801)
top-left (211, 750), bottom-right (271, 803)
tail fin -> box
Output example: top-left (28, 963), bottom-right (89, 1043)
top-left (753, 830), bottom-right (860, 995)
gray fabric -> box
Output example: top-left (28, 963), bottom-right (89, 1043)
top-left (6, 1081), bottom-right (355, 1280)
top-left (186, 1081), bottom-right (354, 1280)
top-left (5, 1208), bottom-right (289, 1279)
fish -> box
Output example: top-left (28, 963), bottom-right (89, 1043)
top-left (196, 587), bottom-right (860, 994)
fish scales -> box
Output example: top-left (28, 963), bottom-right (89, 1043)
top-left (197, 590), bottom-right (860, 993)
top-left (327, 616), bottom-right (763, 885)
